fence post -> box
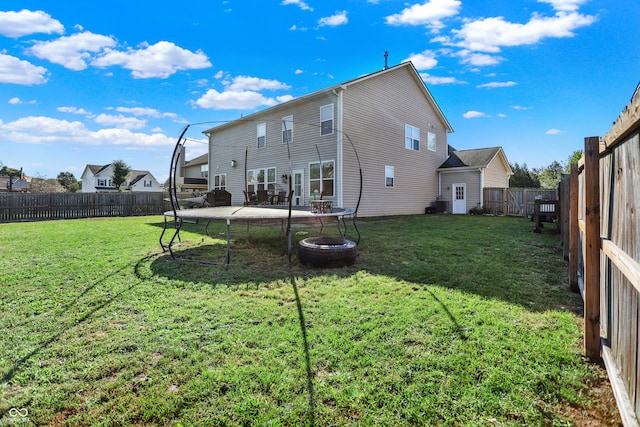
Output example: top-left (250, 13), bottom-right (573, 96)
top-left (569, 163), bottom-right (579, 293)
top-left (583, 136), bottom-right (601, 361)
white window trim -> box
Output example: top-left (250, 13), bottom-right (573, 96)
top-left (385, 166), bottom-right (394, 188)
top-left (213, 173), bottom-right (227, 190)
top-left (282, 115), bottom-right (293, 144)
top-left (309, 159), bottom-right (335, 197)
top-left (320, 104), bottom-right (334, 136)
top-left (405, 124), bottom-right (420, 151)
top-left (257, 122), bottom-right (266, 148)
top-left (427, 131), bottom-right (436, 152)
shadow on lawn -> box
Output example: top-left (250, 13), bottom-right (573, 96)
top-left (1, 256), bottom-right (153, 385)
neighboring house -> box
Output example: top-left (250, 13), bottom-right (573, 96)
top-left (437, 146), bottom-right (513, 214)
top-left (173, 149), bottom-right (209, 193)
top-left (0, 176), bottom-right (29, 192)
top-left (81, 164), bottom-right (163, 193)
top-left (203, 61), bottom-right (455, 217)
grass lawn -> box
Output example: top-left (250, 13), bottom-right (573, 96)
top-left (0, 214), bottom-right (620, 426)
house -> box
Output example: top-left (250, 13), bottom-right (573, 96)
top-left (204, 61), bottom-right (455, 217)
top-left (0, 176), bottom-right (30, 192)
top-left (173, 150), bottom-right (209, 193)
top-left (80, 164), bottom-right (163, 193)
top-left (437, 146), bottom-right (513, 214)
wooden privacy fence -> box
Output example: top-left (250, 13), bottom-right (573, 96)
top-left (0, 192), bottom-right (170, 222)
top-left (567, 85), bottom-right (640, 426)
top-left (483, 187), bottom-right (557, 217)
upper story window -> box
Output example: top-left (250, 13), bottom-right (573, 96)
top-left (405, 124), bottom-right (420, 151)
top-left (201, 164), bottom-right (209, 178)
top-left (320, 104), bottom-right (334, 136)
top-left (282, 115), bottom-right (293, 144)
top-left (257, 123), bottom-right (266, 148)
top-left (144, 180), bottom-right (152, 188)
top-left (385, 166), bottom-right (394, 188)
top-left (427, 132), bottom-right (436, 152)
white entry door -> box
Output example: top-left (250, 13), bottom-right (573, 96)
top-left (452, 183), bottom-right (466, 214)
top-left (292, 169), bottom-right (304, 206)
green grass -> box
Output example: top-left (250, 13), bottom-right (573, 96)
top-left (0, 215), bottom-right (615, 426)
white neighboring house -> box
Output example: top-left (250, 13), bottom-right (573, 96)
top-left (81, 164), bottom-right (163, 193)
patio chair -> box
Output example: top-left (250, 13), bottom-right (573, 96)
top-left (243, 190), bottom-right (257, 205)
top-left (205, 189), bottom-right (232, 207)
top-left (256, 189), bottom-right (269, 205)
top-left (276, 191), bottom-right (289, 205)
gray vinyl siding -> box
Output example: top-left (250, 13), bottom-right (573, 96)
top-left (440, 171), bottom-right (481, 213)
top-left (207, 93), bottom-right (338, 206)
top-left (342, 65), bottom-right (448, 216)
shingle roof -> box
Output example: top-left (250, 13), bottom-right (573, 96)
top-left (439, 147), bottom-right (503, 169)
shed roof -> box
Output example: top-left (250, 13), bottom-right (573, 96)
top-left (439, 147), bottom-right (506, 169)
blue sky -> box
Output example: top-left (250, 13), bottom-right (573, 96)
top-left (1, 0), bottom-right (638, 183)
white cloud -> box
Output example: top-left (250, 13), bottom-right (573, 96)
top-left (0, 9), bottom-right (64, 38)
top-left (227, 76), bottom-right (291, 91)
top-left (194, 89), bottom-right (280, 110)
top-left (463, 110), bottom-right (486, 119)
top-left (546, 128), bottom-right (565, 135)
top-left (94, 113), bottom-right (147, 130)
top-left (497, 113), bottom-right (507, 118)
top-left (477, 81), bottom-right (517, 88)
top-left (9, 97), bottom-right (21, 104)
top-left (512, 105), bottom-right (533, 110)
top-left (91, 41), bottom-right (212, 78)
top-left (538, 0), bottom-right (587, 12)
top-left (318, 11), bottom-right (348, 27)
top-left (452, 11), bottom-right (596, 53)
top-left (385, 0), bottom-right (461, 32)
top-left (281, 0), bottom-right (313, 11)
top-left (456, 50), bottom-right (502, 66)
top-left (295, 69), bottom-right (304, 74)
top-left (420, 73), bottom-right (464, 85)
top-left (58, 106), bottom-right (90, 115)
top-left (0, 53), bottom-right (49, 85)
top-left (28, 32), bottom-right (117, 71)
top-left (115, 107), bottom-right (178, 119)
top-left (0, 116), bottom-right (175, 147)
top-left (404, 50), bottom-right (438, 70)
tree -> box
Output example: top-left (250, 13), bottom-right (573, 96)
top-left (57, 172), bottom-right (79, 192)
top-left (111, 160), bottom-right (131, 191)
top-left (509, 163), bottom-right (540, 188)
top-left (537, 160), bottom-right (565, 189)
top-left (565, 150), bottom-right (583, 173)
top-left (0, 165), bottom-right (21, 177)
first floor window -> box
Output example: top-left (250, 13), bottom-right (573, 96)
top-left (247, 167), bottom-right (276, 192)
top-left (213, 174), bottom-right (226, 190)
top-left (310, 160), bottom-right (334, 197)
top-left (320, 104), bottom-right (334, 135)
top-left (257, 123), bottom-right (266, 148)
top-left (385, 166), bottom-right (394, 187)
top-left (405, 124), bottom-right (420, 151)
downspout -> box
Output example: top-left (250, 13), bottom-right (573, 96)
top-left (333, 86), bottom-right (345, 207)
top-left (479, 167), bottom-right (484, 207)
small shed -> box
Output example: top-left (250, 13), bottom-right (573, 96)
top-left (437, 146), bottom-right (512, 214)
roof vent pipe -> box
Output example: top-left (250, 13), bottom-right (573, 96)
top-left (384, 51), bottom-right (389, 70)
